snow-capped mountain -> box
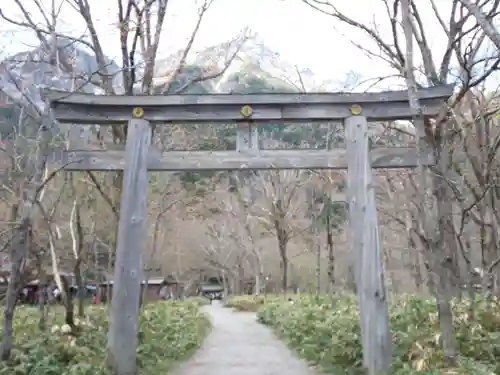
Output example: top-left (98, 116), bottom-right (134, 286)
top-left (0, 34), bottom-right (332, 141)
top-left (1, 33), bottom-right (332, 103)
top-left (0, 37), bottom-right (121, 107)
top-left (152, 34), bottom-right (328, 93)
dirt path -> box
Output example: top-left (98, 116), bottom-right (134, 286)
top-left (169, 301), bottom-right (325, 375)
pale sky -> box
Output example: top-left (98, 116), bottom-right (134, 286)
top-left (0, 0), bottom-right (491, 89)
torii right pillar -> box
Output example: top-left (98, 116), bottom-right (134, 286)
top-left (345, 105), bottom-right (392, 375)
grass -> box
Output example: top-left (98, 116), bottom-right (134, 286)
top-left (184, 296), bottom-right (211, 306)
top-left (254, 293), bottom-right (500, 374)
top-left (224, 294), bottom-right (272, 311)
top-left (0, 300), bottom-right (211, 375)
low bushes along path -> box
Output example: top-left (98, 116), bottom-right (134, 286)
top-left (170, 301), bottom-right (325, 375)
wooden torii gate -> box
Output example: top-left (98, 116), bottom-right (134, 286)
top-left (45, 85), bottom-right (453, 375)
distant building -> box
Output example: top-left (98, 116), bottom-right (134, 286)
top-left (98, 277), bottom-right (179, 301)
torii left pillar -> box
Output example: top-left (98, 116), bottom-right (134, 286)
top-left (107, 107), bottom-right (151, 375)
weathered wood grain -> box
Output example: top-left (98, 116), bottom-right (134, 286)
top-left (345, 115), bottom-right (392, 374)
top-left (236, 123), bottom-right (260, 151)
top-left (49, 147), bottom-right (435, 171)
top-left (48, 98), bottom-right (449, 124)
top-left (43, 84), bottom-right (453, 106)
top-left (43, 85), bottom-right (453, 124)
top-left (107, 118), bottom-right (151, 375)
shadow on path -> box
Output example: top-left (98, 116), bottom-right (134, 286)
top-left (169, 301), bottom-right (325, 375)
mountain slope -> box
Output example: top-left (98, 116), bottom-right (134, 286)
top-left (0, 36), bottom-right (333, 145)
top-left (1, 35), bottom-right (322, 101)
top-left (0, 37), bottom-right (121, 105)
top-left (152, 36), bottom-right (311, 94)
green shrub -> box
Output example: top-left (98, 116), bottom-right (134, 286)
top-left (184, 296), bottom-right (211, 306)
top-left (225, 295), bottom-right (285, 312)
top-left (0, 300), bottom-right (210, 375)
top-left (257, 294), bottom-right (500, 374)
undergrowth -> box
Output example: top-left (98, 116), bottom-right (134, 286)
top-left (0, 300), bottom-right (210, 375)
top-left (243, 294), bottom-right (500, 374)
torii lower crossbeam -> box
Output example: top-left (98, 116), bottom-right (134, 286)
top-left (51, 147), bottom-right (434, 171)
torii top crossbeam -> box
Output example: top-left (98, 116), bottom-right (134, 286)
top-left (44, 85), bottom-right (453, 124)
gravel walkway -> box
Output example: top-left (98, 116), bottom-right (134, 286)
top-left (169, 301), bottom-right (325, 375)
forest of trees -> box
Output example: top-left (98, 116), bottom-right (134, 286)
top-left (0, 0), bottom-right (499, 373)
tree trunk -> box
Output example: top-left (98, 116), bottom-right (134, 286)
top-left (401, 0), bottom-right (457, 363)
top-left (238, 260), bottom-right (244, 294)
top-left (274, 215), bottom-right (289, 293)
top-left (49, 233), bottom-right (74, 328)
top-left (1, 124), bottom-right (50, 360)
top-left (1, 294), bottom-right (16, 361)
top-left (435, 140), bottom-right (461, 296)
top-left (1, 218), bottom-right (30, 360)
top-left (432, 136), bottom-right (459, 362)
top-left (315, 240), bottom-right (321, 295)
top-left (221, 271), bottom-right (229, 299)
top-left (71, 198), bottom-right (85, 317)
top-left (61, 276), bottom-right (75, 327)
top-left (410, 249), bottom-right (424, 292)
top-left (38, 272), bottom-right (48, 331)
top-left (74, 261), bottom-right (85, 318)
top-left (279, 239), bottom-right (288, 292)
top-left (326, 220), bottom-right (335, 290)
top-left (254, 274), bottom-right (261, 296)
top-left (407, 220), bottom-right (424, 291)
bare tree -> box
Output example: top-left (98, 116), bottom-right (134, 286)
top-left (237, 170), bottom-right (310, 292)
top-left (69, 196), bottom-right (85, 317)
top-left (449, 90), bottom-right (500, 297)
top-left (202, 219), bottom-right (247, 294)
top-left (301, 0), bottom-right (500, 362)
top-left (457, 0), bottom-right (500, 50)
top-left (141, 177), bottom-right (181, 301)
top-left (401, 0), bottom-right (457, 362)
top-left (308, 171), bottom-right (348, 292)
top-left (0, 111), bottom-right (58, 359)
top-left (224, 183), bottom-right (267, 295)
